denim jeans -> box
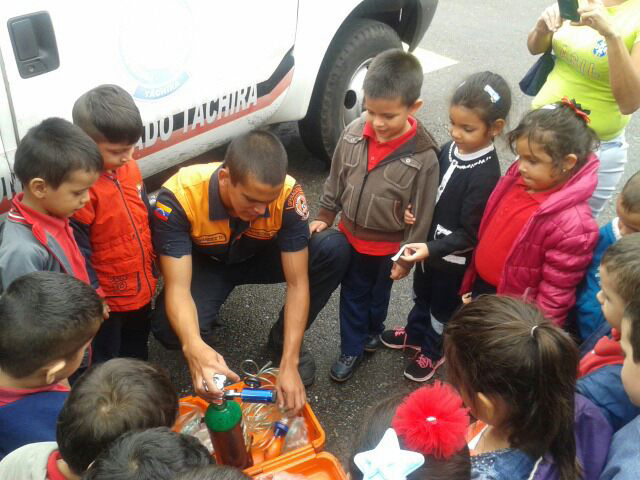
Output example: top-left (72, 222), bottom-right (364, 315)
top-left (589, 133), bottom-right (629, 216)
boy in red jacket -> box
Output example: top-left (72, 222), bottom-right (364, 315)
top-left (72, 85), bottom-right (157, 362)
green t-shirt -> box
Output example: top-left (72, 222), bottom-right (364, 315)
top-left (532, 0), bottom-right (640, 140)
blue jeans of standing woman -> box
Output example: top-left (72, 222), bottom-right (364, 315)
top-left (589, 133), bottom-right (629, 216)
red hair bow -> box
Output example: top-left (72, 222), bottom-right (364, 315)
top-left (561, 97), bottom-right (591, 124)
top-left (391, 381), bottom-right (469, 460)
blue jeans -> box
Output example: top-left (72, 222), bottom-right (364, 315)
top-left (590, 133), bottom-right (629, 216)
top-left (339, 247), bottom-right (393, 356)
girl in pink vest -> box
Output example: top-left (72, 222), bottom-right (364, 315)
top-left (461, 99), bottom-right (600, 327)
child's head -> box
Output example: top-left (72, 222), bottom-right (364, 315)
top-left (72, 84), bottom-right (143, 171)
top-left (617, 171), bottom-right (640, 235)
top-left (508, 100), bottom-right (598, 192)
top-left (350, 382), bottom-right (471, 480)
top-left (14, 117), bottom-right (102, 217)
top-left (220, 130), bottom-right (288, 222)
top-left (176, 466), bottom-right (251, 480)
top-left (363, 48), bottom-right (423, 143)
top-left (620, 301), bottom-right (640, 406)
top-left (449, 71), bottom-right (511, 154)
top-left (0, 272), bottom-right (103, 386)
top-left (444, 295), bottom-right (579, 480)
top-left (598, 233), bottom-right (640, 330)
top-left (83, 427), bottom-right (212, 480)
top-left (56, 358), bottom-right (178, 475)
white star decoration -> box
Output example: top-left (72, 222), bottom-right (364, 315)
top-left (354, 428), bottom-right (425, 480)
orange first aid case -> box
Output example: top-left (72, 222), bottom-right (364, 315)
top-left (178, 382), bottom-right (347, 479)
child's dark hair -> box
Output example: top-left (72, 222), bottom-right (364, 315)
top-left (57, 358), bottom-right (179, 474)
top-left (349, 393), bottom-right (471, 480)
top-left (176, 466), bottom-right (252, 480)
top-left (624, 301), bottom-right (640, 363)
top-left (0, 272), bottom-right (103, 379)
top-left (452, 71), bottom-right (511, 127)
top-left (83, 427), bottom-right (212, 480)
top-left (601, 233), bottom-right (640, 305)
top-left (14, 117), bottom-right (103, 188)
top-left (363, 48), bottom-right (423, 106)
top-left (508, 102), bottom-right (598, 173)
top-left (620, 171), bottom-right (640, 214)
top-left (224, 129), bottom-right (288, 186)
top-left (444, 295), bottom-right (580, 480)
top-left (72, 84), bottom-right (143, 145)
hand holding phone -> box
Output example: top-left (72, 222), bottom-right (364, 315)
top-left (558, 0), bottom-right (580, 22)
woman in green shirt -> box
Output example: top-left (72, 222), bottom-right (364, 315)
top-left (527, 0), bottom-right (640, 215)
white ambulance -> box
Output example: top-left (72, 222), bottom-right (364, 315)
top-left (0, 0), bottom-right (438, 212)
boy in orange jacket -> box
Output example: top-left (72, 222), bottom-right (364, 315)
top-left (72, 84), bottom-right (157, 362)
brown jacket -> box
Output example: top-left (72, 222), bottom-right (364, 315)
top-left (316, 116), bottom-right (439, 249)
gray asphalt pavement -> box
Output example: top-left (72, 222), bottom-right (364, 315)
top-left (148, 0), bottom-right (640, 468)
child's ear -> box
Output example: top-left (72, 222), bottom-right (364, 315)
top-left (490, 119), bottom-right (506, 138)
top-left (562, 153), bottom-right (578, 173)
top-left (27, 178), bottom-right (48, 199)
top-left (409, 99), bottom-right (423, 115)
top-left (43, 359), bottom-right (66, 385)
top-left (475, 392), bottom-right (498, 424)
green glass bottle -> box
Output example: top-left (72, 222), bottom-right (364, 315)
top-left (204, 400), bottom-right (251, 469)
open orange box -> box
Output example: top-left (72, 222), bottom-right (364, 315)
top-left (178, 381), bottom-right (347, 479)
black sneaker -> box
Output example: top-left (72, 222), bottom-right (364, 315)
top-left (404, 354), bottom-right (445, 382)
top-left (364, 334), bottom-right (381, 353)
top-left (329, 354), bottom-right (362, 382)
top-left (380, 327), bottom-right (421, 351)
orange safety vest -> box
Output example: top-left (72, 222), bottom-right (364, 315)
top-left (73, 160), bottom-right (157, 312)
top-left (164, 162), bottom-right (296, 250)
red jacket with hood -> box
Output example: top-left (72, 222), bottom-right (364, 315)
top-left (461, 154), bottom-right (600, 326)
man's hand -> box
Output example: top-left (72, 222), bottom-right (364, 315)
top-left (183, 340), bottom-right (240, 403)
top-left (390, 262), bottom-right (410, 280)
top-left (536, 3), bottom-right (562, 33)
top-left (309, 220), bottom-right (328, 234)
top-left (577, 0), bottom-right (616, 39)
top-left (276, 362), bottom-right (306, 415)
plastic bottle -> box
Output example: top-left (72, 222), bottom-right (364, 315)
top-left (264, 418), bottom-right (290, 460)
top-left (204, 399), bottom-right (252, 469)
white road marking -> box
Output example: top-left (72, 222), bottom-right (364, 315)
top-left (404, 44), bottom-right (459, 74)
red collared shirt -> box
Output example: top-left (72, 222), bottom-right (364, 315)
top-left (339, 117), bottom-right (417, 256)
top-left (46, 450), bottom-right (67, 480)
top-left (475, 178), bottom-right (557, 286)
top-left (12, 194), bottom-right (90, 284)
top-left (578, 328), bottom-right (623, 377)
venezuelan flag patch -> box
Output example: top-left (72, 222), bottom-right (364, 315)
top-left (154, 201), bottom-right (172, 222)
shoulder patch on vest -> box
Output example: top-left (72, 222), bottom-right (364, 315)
top-left (287, 185), bottom-right (309, 221)
top-left (154, 201), bottom-right (172, 221)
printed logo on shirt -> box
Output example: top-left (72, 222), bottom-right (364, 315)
top-left (154, 201), bottom-right (172, 222)
top-left (287, 185), bottom-right (309, 220)
top-left (593, 39), bottom-right (607, 58)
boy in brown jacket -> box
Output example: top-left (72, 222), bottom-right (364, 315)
top-left (309, 48), bottom-right (439, 382)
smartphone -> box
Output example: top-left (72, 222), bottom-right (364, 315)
top-left (558, 0), bottom-right (580, 22)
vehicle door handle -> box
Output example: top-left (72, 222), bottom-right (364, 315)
top-left (7, 11), bottom-right (59, 78)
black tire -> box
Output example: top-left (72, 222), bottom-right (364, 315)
top-left (298, 19), bottom-right (401, 164)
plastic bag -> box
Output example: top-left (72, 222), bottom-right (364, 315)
top-left (281, 416), bottom-right (309, 454)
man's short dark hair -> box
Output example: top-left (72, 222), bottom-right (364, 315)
top-left (14, 118), bottom-right (103, 188)
top-left (620, 170), bottom-right (640, 214)
top-left (57, 359), bottom-right (179, 474)
top-left (72, 84), bottom-right (143, 145)
top-left (0, 272), bottom-right (103, 378)
top-left (601, 233), bottom-right (640, 305)
top-left (223, 130), bottom-right (288, 186)
top-left (83, 427), bottom-right (212, 480)
top-left (176, 466), bottom-right (252, 480)
top-left (363, 48), bottom-right (423, 106)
